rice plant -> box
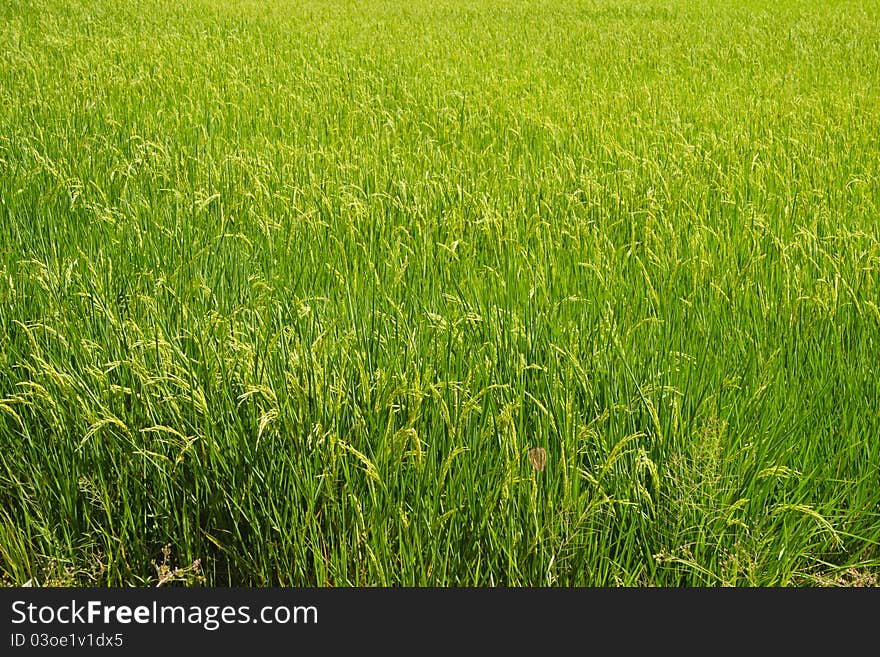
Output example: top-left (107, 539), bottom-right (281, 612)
top-left (1, 0), bottom-right (878, 586)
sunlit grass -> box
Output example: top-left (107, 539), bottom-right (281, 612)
top-left (1, 0), bottom-right (879, 586)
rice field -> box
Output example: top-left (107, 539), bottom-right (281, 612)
top-left (1, 0), bottom-right (879, 586)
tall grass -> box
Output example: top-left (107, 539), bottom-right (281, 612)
top-left (1, 0), bottom-right (878, 586)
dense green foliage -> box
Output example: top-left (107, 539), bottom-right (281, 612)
top-left (1, 0), bottom-right (879, 585)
